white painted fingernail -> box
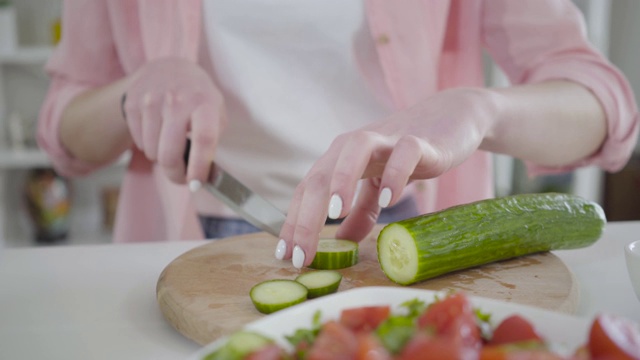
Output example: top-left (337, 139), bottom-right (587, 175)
top-left (292, 246), bottom-right (305, 269)
top-left (275, 239), bottom-right (287, 260)
top-left (379, 187), bottom-right (392, 208)
top-left (189, 180), bottom-right (202, 192)
top-left (328, 194), bottom-right (343, 219)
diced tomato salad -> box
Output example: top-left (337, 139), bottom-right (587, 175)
top-left (213, 292), bottom-right (640, 360)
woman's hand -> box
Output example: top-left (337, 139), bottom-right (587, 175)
top-left (276, 88), bottom-right (499, 268)
top-left (123, 57), bottom-right (227, 184)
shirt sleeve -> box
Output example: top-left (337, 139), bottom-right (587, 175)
top-left (481, 0), bottom-right (639, 176)
top-left (37, 0), bottom-right (125, 177)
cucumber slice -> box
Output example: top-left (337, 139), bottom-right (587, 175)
top-left (308, 238), bottom-right (359, 270)
top-left (250, 279), bottom-right (308, 314)
top-left (204, 330), bottom-right (273, 360)
top-left (378, 192), bottom-right (606, 285)
top-left (295, 270), bottom-right (342, 298)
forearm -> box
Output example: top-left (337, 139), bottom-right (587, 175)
top-left (59, 77), bottom-right (132, 164)
top-left (481, 80), bottom-right (607, 167)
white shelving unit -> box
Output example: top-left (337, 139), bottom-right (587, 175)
top-left (0, 147), bottom-right (131, 169)
top-left (0, 148), bottom-right (50, 168)
top-left (0, 45), bottom-right (127, 248)
top-left (0, 45), bottom-right (52, 64)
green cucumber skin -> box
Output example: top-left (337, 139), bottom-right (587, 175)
top-left (295, 270), bottom-right (343, 298)
top-left (204, 331), bottom-right (273, 360)
top-left (302, 281), bottom-right (341, 298)
top-left (308, 240), bottom-right (359, 270)
top-left (377, 193), bottom-right (606, 285)
top-left (249, 280), bottom-right (308, 314)
top-left (308, 250), bottom-right (358, 270)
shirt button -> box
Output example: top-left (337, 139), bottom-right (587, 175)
top-left (376, 34), bottom-right (390, 45)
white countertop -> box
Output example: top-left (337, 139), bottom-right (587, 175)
top-left (0, 221), bottom-right (638, 360)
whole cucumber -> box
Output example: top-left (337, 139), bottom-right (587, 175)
top-left (377, 192), bottom-right (606, 285)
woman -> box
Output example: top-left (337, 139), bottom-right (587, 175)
top-left (38, 0), bottom-right (638, 269)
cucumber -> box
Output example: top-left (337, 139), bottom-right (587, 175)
top-left (377, 192), bottom-right (606, 285)
top-left (308, 239), bottom-right (359, 270)
top-left (295, 270), bottom-right (343, 298)
top-left (203, 330), bottom-right (273, 360)
top-left (250, 279), bottom-right (308, 314)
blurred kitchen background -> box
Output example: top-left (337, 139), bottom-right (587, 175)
top-left (0, 0), bottom-right (639, 248)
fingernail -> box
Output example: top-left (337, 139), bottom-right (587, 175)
top-left (189, 180), bottom-right (202, 192)
top-left (275, 239), bottom-right (287, 260)
top-left (378, 187), bottom-right (392, 208)
top-left (328, 194), bottom-right (343, 219)
top-left (292, 245), bottom-right (305, 269)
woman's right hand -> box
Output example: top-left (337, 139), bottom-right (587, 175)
top-left (123, 57), bottom-right (227, 185)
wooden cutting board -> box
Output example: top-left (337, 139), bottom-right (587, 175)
top-left (157, 225), bottom-right (578, 346)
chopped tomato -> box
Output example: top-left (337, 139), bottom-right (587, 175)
top-left (488, 315), bottom-right (545, 346)
top-left (307, 320), bottom-right (358, 360)
top-left (397, 331), bottom-right (479, 360)
top-left (245, 344), bottom-right (287, 360)
top-left (480, 345), bottom-right (565, 360)
top-left (355, 332), bottom-right (392, 360)
top-left (588, 314), bottom-right (640, 360)
top-left (232, 293), bottom-right (640, 360)
top-left (340, 306), bottom-right (391, 333)
top-left (417, 292), bottom-right (482, 349)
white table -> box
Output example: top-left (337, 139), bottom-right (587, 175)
top-left (0, 221), bottom-right (638, 360)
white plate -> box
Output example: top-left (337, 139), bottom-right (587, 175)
top-left (189, 286), bottom-right (590, 359)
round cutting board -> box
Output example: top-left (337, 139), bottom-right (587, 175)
top-left (157, 225), bottom-right (578, 346)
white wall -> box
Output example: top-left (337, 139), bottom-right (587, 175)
top-left (1, 0), bottom-right (123, 247)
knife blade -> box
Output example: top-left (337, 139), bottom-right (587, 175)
top-left (184, 139), bottom-right (286, 237)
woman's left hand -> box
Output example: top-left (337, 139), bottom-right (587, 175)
top-left (276, 87), bottom-right (499, 268)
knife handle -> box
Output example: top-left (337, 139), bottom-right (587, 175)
top-left (183, 138), bottom-right (217, 181)
top-left (183, 138), bottom-right (192, 168)
top-left (122, 93), bottom-right (192, 168)
top-left (122, 92), bottom-right (194, 176)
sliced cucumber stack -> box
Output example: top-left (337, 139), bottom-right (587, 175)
top-left (249, 279), bottom-right (308, 314)
top-left (308, 238), bottom-right (359, 270)
top-left (204, 330), bottom-right (273, 360)
top-left (295, 270), bottom-right (342, 298)
top-left (249, 239), bottom-right (356, 314)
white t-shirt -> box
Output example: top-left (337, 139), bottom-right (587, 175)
top-left (195, 0), bottom-right (392, 217)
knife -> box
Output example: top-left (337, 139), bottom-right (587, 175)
top-left (184, 139), bottom-right (286, 237)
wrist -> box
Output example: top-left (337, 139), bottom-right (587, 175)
top-left (60, 77), bottom-right (134, 163)
top-left (476, 87), bottom-right (508, 153)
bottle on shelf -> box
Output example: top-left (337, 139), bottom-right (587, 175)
top-left (23, 168), bottom-right (71, 244)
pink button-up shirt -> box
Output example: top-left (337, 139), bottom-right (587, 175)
top-left (38, 0), bottom-right (639, 243)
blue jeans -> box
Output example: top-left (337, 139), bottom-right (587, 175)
top-left (199, 196), bottom-right (419, 239)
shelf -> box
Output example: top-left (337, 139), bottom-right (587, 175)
top-left (0, 148), bottom-right (131, 169)
top-left (0, 45), bottom-right (54, 65)
top-left (0, 148), bottom-right (50, 168)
